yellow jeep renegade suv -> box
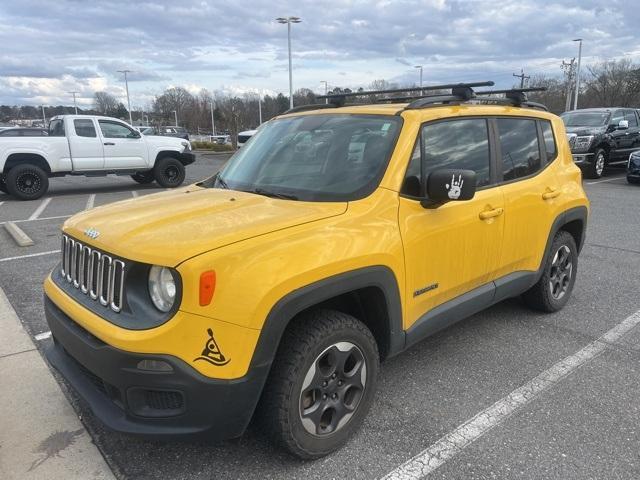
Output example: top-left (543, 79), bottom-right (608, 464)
top-left (44, 82), bottom-right (589, 458)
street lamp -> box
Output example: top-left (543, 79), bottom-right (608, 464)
top-left (117, 70), bottom-right (133, 125)
top-left (414, 65), bottom-right (423, 89)
top-left (172, 110), bottom-right (178, 126)
top-left (210, 101), bottom-right (215, 136)
top-left (68, 91), bottom-right (79, 114)
top-left (276, 16), bottom-right (302, 109)
top-left (256, 92), bottom-right (262, 125)
top-left (572, 39), bottom-right (583, 110)
top-left (320, 80), bottom-right (328, 104)
top-left (41, 105), bottom-right (46, 126)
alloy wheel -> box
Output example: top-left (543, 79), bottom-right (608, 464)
top-left (16, 171), bottom-right (42, 195)
top-left (549, 245), bottom-right (573, 300)
top-left (595, 152), bottom-right (605, 176)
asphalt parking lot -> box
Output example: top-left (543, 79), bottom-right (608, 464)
top-left (1, 162), bottom-right (639, 480)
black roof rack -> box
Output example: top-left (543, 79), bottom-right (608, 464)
top-left (283, 103), bottom-right (341, 114)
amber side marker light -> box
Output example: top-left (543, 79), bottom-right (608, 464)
top-left (200, 271), bottom-right (216, 306)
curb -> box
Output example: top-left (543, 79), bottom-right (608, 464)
top-left (0, 287), bottom-right (115, 480)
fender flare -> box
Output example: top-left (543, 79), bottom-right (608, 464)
top-left (249, 265), bottom-right (404, 370)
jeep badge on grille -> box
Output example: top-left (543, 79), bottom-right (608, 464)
top-left (84, 228), bottom-right (100, 239)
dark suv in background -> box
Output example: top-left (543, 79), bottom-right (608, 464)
top-left (561, 108), bottom-right (640, 178)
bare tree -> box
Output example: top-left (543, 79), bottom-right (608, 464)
top-left (93, 91), bottom-right (119, 115)
top-left (583, 59), bottom-right (640, 108)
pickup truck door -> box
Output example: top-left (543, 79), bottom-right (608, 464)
top-left (608, 109), bottom-right (631, 161)
top-left (622, 109), bottom-right (640, 159)
top-left (97, 120), bottom-right (147, 169)
top-left (67, 118), bottom-right (104, 170)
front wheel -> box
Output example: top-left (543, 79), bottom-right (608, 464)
top-left (258, 309), bottom-right (379, 459)
top-left (131, 171), bottom-right (155, 184)
top-left (585, 148), bottom-right (607, 179)
top-left (6, 165), bottom-right (49, 200)
top-left (153, 157), bottom-right (185, 188)
top-left (522, 231), bottom-right (577, 312)
top-left (627, 176), bottom-right (640, 185)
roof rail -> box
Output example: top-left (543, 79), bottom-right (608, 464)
top-left (283, 103), bottom-right (340, 114)
top-left (317, 81), bottom-right (494, 107)
top-left (474, 87), bottom-right (549, 110)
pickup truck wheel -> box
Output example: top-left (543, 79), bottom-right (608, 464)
top-left (585, 148), bottom-right (607, 179)
top-left (258, 309), bottom-right (379, 459)
top-left (153, 157), bottom-right (185, 188)
top-left (0, 176), bottom-right (8, 194)
top-left (522, 231), bottom-right (577, 313)
top-left (6, 165), bottom-right (49, 200)
top-left (131, 172), bottom-right (155, 184)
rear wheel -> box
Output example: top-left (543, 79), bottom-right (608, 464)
top-left (131, 171), bottom-right (155, 184)
top-left (627, 176), bottom-right (640, 185)
top-left (153, 157), bottom-right (185, 188)
top-left (585, 148), bottom-right (606, 179)
top-left (6, 165), bottom-right (49, 200)
top-left (522, 231), bottom-right (577, 312)
top-left (258, 309), bottom-right (379, 459)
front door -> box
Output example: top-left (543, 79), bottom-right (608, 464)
top-left (97, 120), bottom-right (147, 169)
top-left (68, 118), bottom-right (104, 170)
top-left (398, 117), bottom-right (504, 330)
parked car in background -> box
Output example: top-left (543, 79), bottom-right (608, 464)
top-left (561, 108), bottom-right (640, 178)
top-left (0, 115), bottom-right (195, 199)
top-left (159, 126), bottom-right (189, 140)
top-left (628, 150), bottom-right (640, 184)
top-left (237, 129), bottom-right (257, 147)
top-left (211, 134), bottom-right (231, 145)
top-left (0, 127), bottom-right (48, 136)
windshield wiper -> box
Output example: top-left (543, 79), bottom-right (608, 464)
top-left (215, 172), bottom-right (229, 189)
top-left (247, 187), bottom-right (298, 200)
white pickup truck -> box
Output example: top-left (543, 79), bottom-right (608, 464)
top-left (0, 115), bottom-right (195, 200)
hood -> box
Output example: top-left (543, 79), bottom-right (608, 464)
top-left (564, 125), bottom-right (606, 136)
top-left (144, 134), bottom-right (187, 149)
top-left (63, 186), bottom-right (347, 266)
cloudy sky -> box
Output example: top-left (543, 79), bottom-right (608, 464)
top-left (1, 0), bottom-right (638, 108)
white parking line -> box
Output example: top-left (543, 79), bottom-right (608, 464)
top-left (0, 214), bottom-right (71, 226)
top-left (382, 309), bottom-right (640, 480)
top-left (586, 176), bottom-right (625, 185)
top-left (28, 197), bottom-right (52, 220)
top-left (34, 331), bottom-right (52, 341)
top-left (0, 201), bottom-right (4, 208)
top-left (131, 191), bottom-right (139, 198)
top-left (86, 193), bottom-right (96, 210)
top-left (0, 250), bottom-right (60, 263)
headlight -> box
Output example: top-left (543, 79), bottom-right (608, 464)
top-left (573, 135), bottom-right (594, 152)
top-left (148, 266), bottom-right (176, 312)
top-left (181, 141), bottom-right (191, 151)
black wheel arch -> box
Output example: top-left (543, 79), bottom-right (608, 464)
top-left (250, 266), bottom-right (405, 373)
top-left (3, 153), bottom-right (51, 176)
top-left (154, 150), bottom-right (194, 166)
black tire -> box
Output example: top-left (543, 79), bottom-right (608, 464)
top-left (585, 148), bottom-right (607, 179)
top-left (522, 231), bottom-right (577, 312)
top-left (0, 176), bottom-right (8, 194)
top-left (131, 171), bottom-right (155, 184)
top-left (258, 309), bottom-right (379, 459)
top-left (5, 164), bottom-right (49, 200)
top-left (627, 176), bottom-right (640, 185)
top-left (153, 157), bottom-right (185, 188)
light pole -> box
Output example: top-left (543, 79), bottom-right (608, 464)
top-left (143, 114), bottom-right (149, 126)
top-left (117, 70), bottom-right (133, 125)
top-left (276, 16), bottom-right (302, 109)
top-left (172, 110), bottom-right (178, 126)
top-left (320, 80), bottom-right (328, 104)
top-left (41, 105), bottom-right (46, 126)
top-left (68, 91), bottom-right (79, 114)
top-left (414, 65), bottom-right (423, 89)
top-left (572, 39), bottom-right (583, 110)
top-left (256, 92), bottom-right (262, 125)
top-left (210, 101), bottom-right (215, 136)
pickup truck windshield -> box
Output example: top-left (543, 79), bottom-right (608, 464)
top-left (561, 112), bottom-right (610, 127)
top-left (209, 114), bottom-right (402, 202)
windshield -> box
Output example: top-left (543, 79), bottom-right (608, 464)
top-left (561, 112), bottom-right (610, 127)
top-left (207, 114), bottom-right (402, 201)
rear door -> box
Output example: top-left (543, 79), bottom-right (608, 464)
top-left (67, 118), bottom-right (104, 170)
top-left (98, 120), bottom-right (147, 168)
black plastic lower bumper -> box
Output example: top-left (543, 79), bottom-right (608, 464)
top-left (44, 295), bottom-right (269, 440)
top-left (178, 152), bottom-right (196, 166)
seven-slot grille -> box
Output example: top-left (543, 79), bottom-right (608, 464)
top-left (60, 234), bottom-right (125, 313)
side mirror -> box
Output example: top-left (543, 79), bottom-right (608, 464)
top-left (422, 169), bottom-right (476, 207)
top-left (618, 120), bottom-right (629, 130)
top-left (131, 131), bottom-right (141, 139)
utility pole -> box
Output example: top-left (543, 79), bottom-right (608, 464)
top-left (172, 110), bottom-right (178, 126)
top-left (41, 105), bottom-right (46, 126)
top-left (320, 80), bottom-right (328, 104)
top-left (573, 39), bottom-right (583, 110)
top-left (257, 93), bottom-right (262, 125)
top-left (414, 65), bottom-right (423, 89)
top-left (513, 69), bottom-right (530, 88)
top-left (210, 101), bottom-right (215, 136)
top-left (276, 16), bottom-right (302, 109)
top-left (117, 70), bottom-right (133, 125)
top-left (561, 58), bottom-right (576, 112)
top-left (68, 91), bottom-right (79, 114)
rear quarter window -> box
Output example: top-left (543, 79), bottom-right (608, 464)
top-left (540, 120), bottom-right (557, 163)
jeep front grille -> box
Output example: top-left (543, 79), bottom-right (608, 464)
top-left (60, 234), bottom-right (125, 313)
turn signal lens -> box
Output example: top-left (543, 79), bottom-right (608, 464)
top-left (199, 271), bottom-right (216, 306)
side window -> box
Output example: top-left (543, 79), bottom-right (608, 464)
top-left (610, 110), bottom-right (624, 127)
top-left (540, 120), bottom-right (557, 163)
top-left (99, 121), bottom-right (136, 138)
top-left (497, 118), bottom-right (541, 181)
top-left (624, 110), bottom-right (638, 127)
top-left (49, 119), bottom-right (65, 137)
top-left (74, 119), bottom-right (97, 137)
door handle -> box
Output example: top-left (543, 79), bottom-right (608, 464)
top-left (103, 142), bottom-right (115, 146)
top-left (542, 189), bottom-right (561, 200)
top-left (479, 207), bottom-right (504, 220)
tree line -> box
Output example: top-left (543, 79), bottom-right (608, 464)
top-left (2, 59), bottom-right (639, 133)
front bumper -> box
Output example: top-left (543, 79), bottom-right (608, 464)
top-left (571, 152), bottom-right (594, 166)
top-left (178, 151), bottom-right (196, 166)
top-left (44, 295), bottom-right (269, 440)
